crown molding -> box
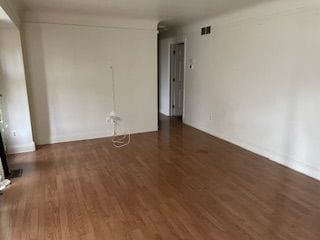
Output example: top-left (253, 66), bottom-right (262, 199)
top-left (22, 10), bottom-right (159, 31)
top-left (177, 0), bottom-right (320, 34)
top-left (0, 0), bottom-right (20, 29)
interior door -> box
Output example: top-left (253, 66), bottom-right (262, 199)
top-left (170, 43), bottom-right (184, 117)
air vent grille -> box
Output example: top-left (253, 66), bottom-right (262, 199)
top-left (201, 26), bottom-right (211, 35)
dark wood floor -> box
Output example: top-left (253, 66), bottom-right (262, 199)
top-left (1, 116), bottom-right (320, 240)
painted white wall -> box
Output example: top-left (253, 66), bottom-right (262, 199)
top-left (21, 16), bottom-right (158, 145)
top-left (159, 37), bottom-right (174, 116)
top-left (0, 27), bottom-right (35, 153)
top-left (168, 2), bottom-right (320, 180)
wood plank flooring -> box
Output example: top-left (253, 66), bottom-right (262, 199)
top-left (1, 116), bottom-right (320, 240)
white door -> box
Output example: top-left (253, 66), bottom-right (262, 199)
top-left (170, 43), bottom-right (184, 116)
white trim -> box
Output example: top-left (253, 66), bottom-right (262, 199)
top-left (0, 0), bottom-right (21, 28)
top-left (173, 0), bottom-right (320, 35)
top-left (169, 43), bottom-right (174, 116)
top-left (161, 37), bottom-right (174, 116)
top-left (169, 40), bottom-right (187, 118)
top-left (36, 128), bottom-right (158, 145)
top-left (7, 141), bottom-right (36, 154)
top-left (22, 11), bottom-right (158, 31)
top-left (181, 38), bottom-right (187, 123)
top-left (185, 122), bottom-right (320, 182)
top-left (38, 131), bottom-right (111, 145)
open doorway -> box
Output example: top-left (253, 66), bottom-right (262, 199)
top-left (170, 43), bottom-right (185, 119)
top-left (158, 34), bottom-right (186, 126)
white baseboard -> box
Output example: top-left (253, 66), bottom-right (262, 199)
top-left (185, 122), bottom-right (320, 182)
top-left (159, 110), bottom-right (170, 116)
top-left (36, 127), bottom-right (158, 145)
top-left (7, 141), bottom-right (36, 154)
top-left (38, 131), bottom-right (112, 145)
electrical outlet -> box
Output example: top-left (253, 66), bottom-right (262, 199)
top-left (12, 130), bottom-right (17, 137)
top-left (209, 113), bottom-right (213, 121)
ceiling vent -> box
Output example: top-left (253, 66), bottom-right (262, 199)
top-left (201, 26), bottom-right (211, 35)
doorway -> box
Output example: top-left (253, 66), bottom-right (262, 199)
top-left (170, 43), bottom-right (185, 118)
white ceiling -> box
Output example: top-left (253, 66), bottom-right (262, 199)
top-left (13, 0), bottom-right (277, 26)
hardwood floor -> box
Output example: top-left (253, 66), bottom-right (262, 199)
top-left (1, 116), bottom-right (320, 240)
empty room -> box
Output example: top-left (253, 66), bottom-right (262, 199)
top-left (0, 0), bottom-right (319, 239)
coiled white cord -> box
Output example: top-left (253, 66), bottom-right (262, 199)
top-left (107, 66), bottom-right (131, 148)
top-left (111, 125), bottom-right (131, 148)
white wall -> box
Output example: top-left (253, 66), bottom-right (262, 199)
top-left (0, 27), bottom-right (35, 153)
top-left (159, 37), bottom-right (174, 116)
top-left (21, 15), bottom-right (158, 144)
top-left (169, 1), bottom-right (320, 180)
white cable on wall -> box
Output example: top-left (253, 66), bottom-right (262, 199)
top-left (106, 66), bottom-right (131, 148)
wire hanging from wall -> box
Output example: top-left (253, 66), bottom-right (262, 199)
top-left (106, 66), bottom-right (131, 148)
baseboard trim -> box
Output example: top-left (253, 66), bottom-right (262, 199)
top-left (36, 128), bottom-right (158, 145)
top-left (159, 111), bottom-right (170, 116)
top-left (7, 141), bottom-right (36, 154)
top-left (185, 122), bottom-right (320, 182)
top-left (38, 132), bottom-right (111, 145)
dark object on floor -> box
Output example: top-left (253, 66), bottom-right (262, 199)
top-left (0, 132), bottom-right (23, 178)
top-left (9, 169), bottom-right (23, 178)
top-left (0, 132), bottom-right (11, 178)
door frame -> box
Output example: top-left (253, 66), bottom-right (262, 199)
top-left (169, 41), bottom-right (186, 120)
